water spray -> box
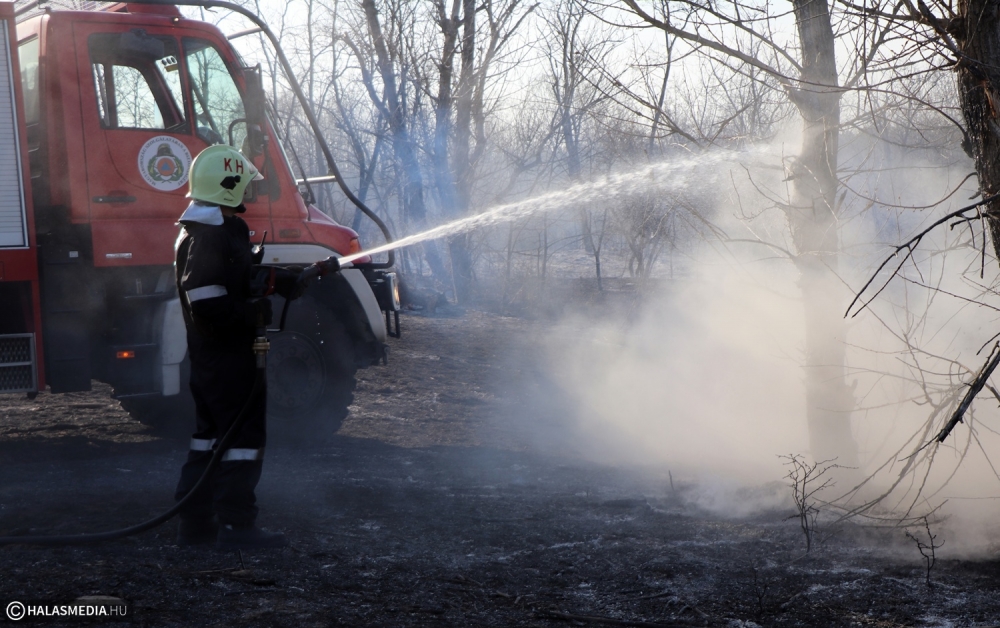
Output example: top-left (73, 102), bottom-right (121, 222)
top-left (338, 149), bottom-right (761, 267)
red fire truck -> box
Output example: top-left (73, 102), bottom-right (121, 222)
top-left (0, 0), bottom-right (400, 431)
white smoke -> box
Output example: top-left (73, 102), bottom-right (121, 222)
top-left (505, 131), bottom-right (1000, 552)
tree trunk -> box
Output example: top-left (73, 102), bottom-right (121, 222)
top-left (617, 0), bottom-right (859, 466)
top-left (431, 0), bottom-right (459, 219)
top-left (955, 2), bottom-right (1000, 259)
top-left (787, 0), bottom-right (858, 467)
top-left (429, 0), bottom-right (477, 303)
top-left (555, 3), bottom-right (595, 255)
top-left (362, 0), bottom-right (448, 280)
top-left (447, 0), bottom-right (478, 303)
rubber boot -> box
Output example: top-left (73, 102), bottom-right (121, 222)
top-left (216, 524), bottom-right (287, 550)
top-left (176, 517), bottom-right (219, 546)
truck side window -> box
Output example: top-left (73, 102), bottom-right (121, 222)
top-left (18, 37), bottom-right (39, 125)
top-left (183, 38), bottom-right (246, 148)
top-left (88, 32), bottom-right (185, 131)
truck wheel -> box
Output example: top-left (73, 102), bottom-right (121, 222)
top-left (266, 297), bottom-right (356, 442)
top-left (118, 359), bottom-right (195, 441)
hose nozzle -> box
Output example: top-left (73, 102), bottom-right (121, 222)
top-left (297, 256), bottom-right (349, 288)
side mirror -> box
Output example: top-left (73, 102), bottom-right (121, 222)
top-left (297, 182), bottom-right (315, 206)
top-left (242, 64), bottom-right (266, 157)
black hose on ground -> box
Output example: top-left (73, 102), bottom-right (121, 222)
top-left (0, 370), bottom-right (266, 547)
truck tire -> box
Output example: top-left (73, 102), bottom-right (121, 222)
top-left (123, 297), bottom-right (357, 444)
top-left (266, 296), bottom-right (356, 442)
top-left (119, 393), bottom-right (195, 440)
top-left (118, 359), bottom-right (195, 441)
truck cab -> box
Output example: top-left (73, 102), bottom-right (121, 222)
top-left (0, 2), bottom-right (399, 431)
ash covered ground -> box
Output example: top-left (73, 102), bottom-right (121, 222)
top-left (2, 305), bottom-right (1000, 627)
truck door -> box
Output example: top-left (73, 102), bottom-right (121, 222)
top-left (72, 22), bottom-right (271, 267)
top-left (73, 23), bottom-right (193, 266)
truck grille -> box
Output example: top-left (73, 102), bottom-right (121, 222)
top-left (0, 333), bottom-right (36, 394)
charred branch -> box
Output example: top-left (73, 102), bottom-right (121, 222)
top-left (930, 343), bottom-right (1000, 445)
top-left (846, 192), bottom-right (1000, 319)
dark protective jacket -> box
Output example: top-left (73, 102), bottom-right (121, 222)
top-left (175, 212), bottom-right (257, 351)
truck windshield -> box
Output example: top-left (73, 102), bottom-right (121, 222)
top-left (183, 38), bottom-right (246, 149)
top-left (89, 32), bottom-right (185, 130)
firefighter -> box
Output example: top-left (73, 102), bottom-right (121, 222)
top-left (172, 145), bottom-right (286, 550)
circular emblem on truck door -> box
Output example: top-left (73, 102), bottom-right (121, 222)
top-left (137, 136), bottom-right (192, 191)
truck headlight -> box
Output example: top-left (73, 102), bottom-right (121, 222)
top-left (385, 272), bottom-right (400, 311)
top-left (369, 271), bottom-right (400, 312)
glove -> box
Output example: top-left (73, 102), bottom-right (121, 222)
top-left (274, 267), bottom-right (305, 300)
top-left (297, 256), bottom-right (343, 286)
top-left (251, 245), bottom-right (265, 265)
top-left (247, 298), bottom-right (273, 327)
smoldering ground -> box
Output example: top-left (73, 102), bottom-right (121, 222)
top-left (9, 310), bottom-right (1000, 626)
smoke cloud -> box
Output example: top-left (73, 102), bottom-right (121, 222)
top-left (497, 133), bottom-right (1000, 552)
top-left (543, 254), bottom-right (808, 481)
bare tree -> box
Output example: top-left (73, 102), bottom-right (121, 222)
top-left (877, 0), bottom-right (1000, 266)
top-left (345, 0), bottom-right (449, 279)
top-left (605, 0), bottom-right (906, 466)
top-left (422, 0), bottom-right (537, 301)
top-left (905, 517), bottom-right (943, 587)
top-left (782, 454), bottom-right (840, 553)
top-left (544, 0), bottom-right (617, 255)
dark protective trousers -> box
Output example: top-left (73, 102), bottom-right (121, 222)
top-left (174, 341), bottom-right (267, 527)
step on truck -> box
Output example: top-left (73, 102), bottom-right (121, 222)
top-left (0, 0), bottom-right (401, 433)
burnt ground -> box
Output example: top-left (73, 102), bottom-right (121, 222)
top-left (1, 307), bottom-right (1000, 627)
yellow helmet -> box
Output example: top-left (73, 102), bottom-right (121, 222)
top-left (187, 145), bottom-right (263, 207)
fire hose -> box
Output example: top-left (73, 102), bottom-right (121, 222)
top-left (0, 257), bottom-right (344, 547)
